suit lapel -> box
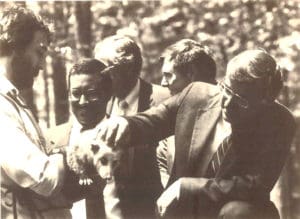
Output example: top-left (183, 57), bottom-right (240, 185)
top-left (137, 79), bottom-right (152, 112)
top-left (187, 97), bottom-right (221, 174)
top-left (127, 79), bottom-right (152, 177)
top-left (106, 96), bottom-right (115, 117)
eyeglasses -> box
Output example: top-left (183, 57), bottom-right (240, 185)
top-left (218, 81), bottom-right (249, 109)
top-left (70, 88), bottom-right (104, 103)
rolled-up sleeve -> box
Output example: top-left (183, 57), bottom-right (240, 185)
top-left (0, 97), bottom-right (65, 197)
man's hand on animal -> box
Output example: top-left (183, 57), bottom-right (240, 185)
top-left (95, 116), bottom-right (131, 148)
top-left (91, 141), bottom-right (124, 219)
top-left (66, 134), bottom-right (124, 219)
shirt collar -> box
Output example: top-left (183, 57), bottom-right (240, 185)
top-left (122, 78), bottom-right (140, 106)
top-left (71, 115), bottom-right (84, 132)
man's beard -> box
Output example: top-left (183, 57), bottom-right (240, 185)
top-left (10, 54), bottom-right (39, 90)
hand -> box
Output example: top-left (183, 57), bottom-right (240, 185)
top-left (156, 179), bottom-right (181, 218)
top-left (95, 116), bottom-right (130, 148)
top-left (79, 176), bottom-right (93, 186)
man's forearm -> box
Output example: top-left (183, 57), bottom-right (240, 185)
top-left (179, 175), bottom-right (270, 206)
top-left (126, 103), bottom-right (177, 146)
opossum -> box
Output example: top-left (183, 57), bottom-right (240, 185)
top-left (91, 142), bottom-right (124, 219)
top-left (66, 138), bottom-right (124, 219)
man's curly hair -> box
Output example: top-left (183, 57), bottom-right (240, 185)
top-left (0, 6), bottom-right (51, 56)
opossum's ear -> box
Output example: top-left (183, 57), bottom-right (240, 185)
top-left (91, 144), bottom-right (100, 154)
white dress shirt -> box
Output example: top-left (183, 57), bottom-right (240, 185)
top-left (108, 79), bottom-right (140, 116)
top-left (197, 114), bottom-right (232, 176)
top-left (210, 115), bottom-right (232, 153)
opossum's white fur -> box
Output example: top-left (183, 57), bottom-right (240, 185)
top-left (91, 141), bottom-right (123, 219)
top-left (67, 138), bottom-right (124, 218)
top-left (91, 141), bottom-right (121, 182)
top-left (66, 137), bottom-right (95, 180)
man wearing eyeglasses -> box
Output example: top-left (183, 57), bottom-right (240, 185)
top-left (48, 58), bottom-right (112, 219)
top-left (95, 49), bottom-right (295, 219)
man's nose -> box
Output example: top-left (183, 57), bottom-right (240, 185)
top-left (78, 94), bottom-right (88, 105)
top-left (161, 76), bottom-right (169, 87)
top-left (221, 95), bottom-right (234, 109)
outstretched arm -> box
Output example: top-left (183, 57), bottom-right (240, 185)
top-left (95, 93), bottom-right (184, 148)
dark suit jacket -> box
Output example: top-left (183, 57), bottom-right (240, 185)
top-left (126, 82), bottom-right (296, 218)
top-left (107, 79), bottom-right (170, 219)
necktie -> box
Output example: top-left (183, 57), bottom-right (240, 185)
top-left (119, 99), bottom-right (128, 110)
top-left (118, 99), bottom-right (129, 116)
top-left (207, 134), bottom-right (232, 176)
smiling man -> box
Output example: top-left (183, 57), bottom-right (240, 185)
top-left (48, 58), bottom-right (112, 219)
top-left (95, 49), bottom-right (296, 219)
top-left (68, 60), bottom-right (110, 130)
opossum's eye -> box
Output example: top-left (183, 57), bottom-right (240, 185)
top-left (100, 157), bottom-right (108, 166)
top-left (91, 144), bottom-right (99, 154)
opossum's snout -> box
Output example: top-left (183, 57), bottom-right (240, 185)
top-left (99, 165), bottom-right (113, 182)
top-left (92, 142), bottom-right (121, 182)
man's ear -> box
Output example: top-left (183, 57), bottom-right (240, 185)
top-left (188, 65), bottom-right (198, 82)
top-left (91, 144), bottom-right (100, 154)
top-left (187, 70), bottom-right (195, 83)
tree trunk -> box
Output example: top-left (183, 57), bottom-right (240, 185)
top-left (74, 1), bottom-right (92, 58)
top-left (52, 2), bottom-right (69, 125)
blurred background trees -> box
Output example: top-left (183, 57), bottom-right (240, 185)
top-left (1, 1), bottom-right (300, 218)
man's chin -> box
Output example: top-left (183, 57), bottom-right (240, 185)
top-left (78, 119), bottom-right (95, 129)
top-left (17, 83), bottom-right (34, 91)
top-left (77, 114), bottom-right (102, 128)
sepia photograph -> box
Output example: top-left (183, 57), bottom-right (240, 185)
top-left (0, 1), bottom-right (299, 219)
